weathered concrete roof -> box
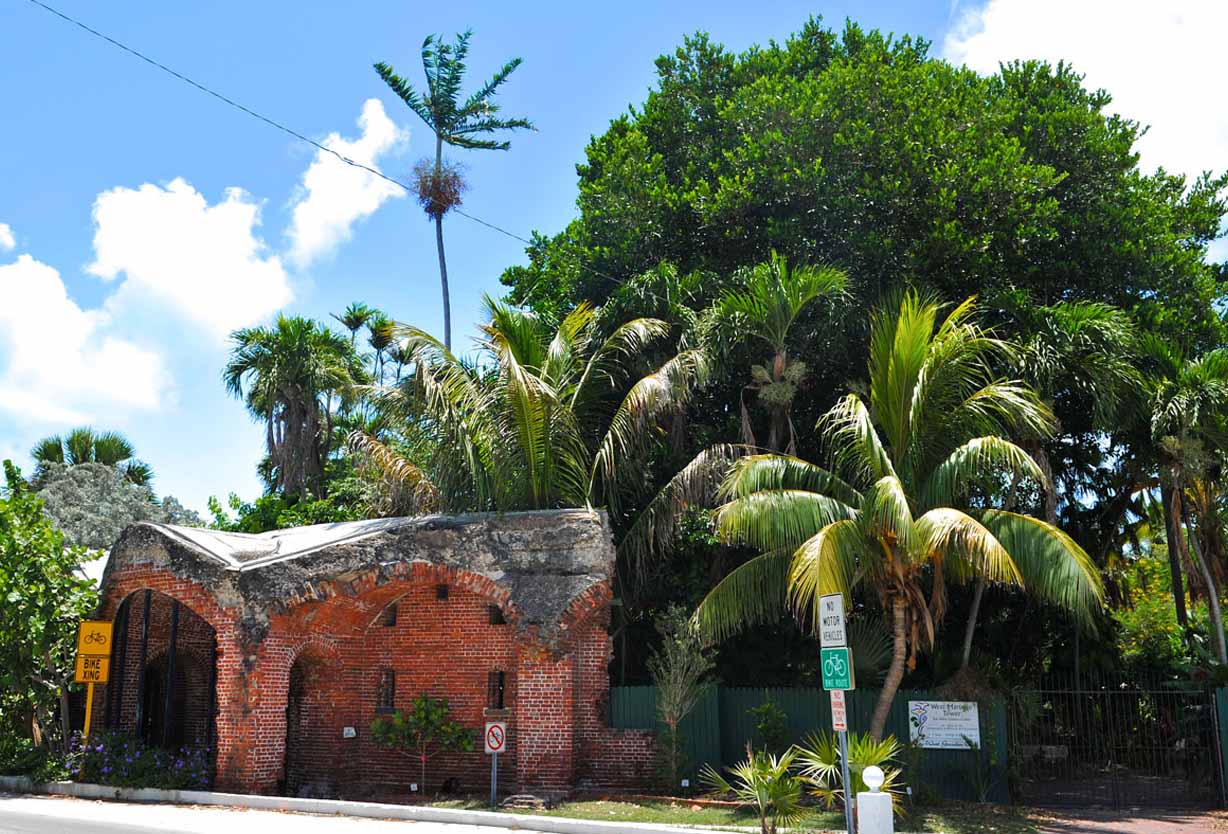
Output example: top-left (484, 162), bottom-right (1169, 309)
top-left (103, 509), bottom-right (615, 646)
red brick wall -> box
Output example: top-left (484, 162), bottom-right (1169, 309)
top-left (97, 557), bottom-right (656, 797)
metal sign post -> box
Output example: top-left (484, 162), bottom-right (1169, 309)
top-left (819, 595), bottom-right (855, 834)
top-left (485, 721), bottom-right (507, 807)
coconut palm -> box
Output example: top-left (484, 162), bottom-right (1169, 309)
top-left (354, 295), bottom-right (707, 518)
top-left (1142, 337), bottom-right (1228, 659)
top-left (224, 316), bottom-right (366, 499)
top-left (704, 252), bottom-right (848, 453)
top-left (697, 292), bottom-right (1103, 740)
top-left (30, 427), bottom-right (152, 487)
top-left (375, 31), bottom-right (533, 351)
top-left (957, 301), bottom-right (1139, 669)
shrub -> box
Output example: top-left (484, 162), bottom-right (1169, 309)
top-left (0, 735), bottom-right (71, 782)
top-left (647, 605), bottom-right (714, 792)
top-left (793, 731), bottom-right (906, 815)
top-left (701, 746), bottom-right (805, 834)
top-left (747, 697), bottom-right (789, 755)
top-left (370, 693), bottom-right (474, 794)
top-left (71, 732), bottom-right (211, 790)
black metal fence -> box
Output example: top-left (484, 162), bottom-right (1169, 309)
top-left (1008, 673), bottom-right (1225, 809)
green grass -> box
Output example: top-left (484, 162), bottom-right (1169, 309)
top-left (430, 798), bottom-right (1041, 833)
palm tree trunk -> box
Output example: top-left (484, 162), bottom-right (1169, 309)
top-left (433, 134), bottom-right (452, 352)
top-left (1161, 471), bottom-right (1190, 629)
top-left (870, 597), bottom-right (907, 742)
top-left (1030, 443), bottom-right (1058, 524)
top-left (1184, 504), bottom-right (1228, 665)
top-left (959, 577), bottom-right (987, 671)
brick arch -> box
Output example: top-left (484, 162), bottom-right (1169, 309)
top-left (277, 562), bottom-right (523, 634)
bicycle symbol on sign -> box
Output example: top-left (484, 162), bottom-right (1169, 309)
top-left (83, 631), bottom-right (109, 647)
top-left (824, 655), bottom-right (847, 678)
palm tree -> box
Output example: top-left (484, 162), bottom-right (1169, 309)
top-left (697, 292), bottom-right (1103, 740)
top-left (1142, 337), bottom-right (1228, 660)
top-left (367, 313), bottom-right (395, 385)
top-left (332, 301), bottom-right (375, 346)
top-left (353, 295), bottom-right (707, 517)
top-left (224, 316), bottom-right (366, 499)
top-left (31, 427), bottom-right (152, 487)
top-left (375, 31), bottom-right (534, 351)
top-left (704, 252), bottom-right (848, 453)
top-left (957, 301), bottom-right (1139, 669)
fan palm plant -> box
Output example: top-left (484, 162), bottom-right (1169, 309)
top-left (697, 292), bottom-right (1103, 739)
top-left (225, 316), bottom-right (366, 499)
top-left (703, 252), bottom-right (848, 453)
top-left (700, 747), bottom-right (806, 834)
top-left (31, 427), bottom-right (152, 487)
top-left (358, 295), bottom-right (707, 518)
top-left (375, 31), bottom-right (533, 351)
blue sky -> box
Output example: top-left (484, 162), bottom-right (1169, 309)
top-left (1, 0), bottom-right (1224, 514)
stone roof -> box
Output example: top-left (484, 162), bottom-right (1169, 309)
top-left (103, 509), bottom-right (615, 646)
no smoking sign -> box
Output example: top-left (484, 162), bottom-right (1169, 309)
top-left (484, 721), bottom-right (507, 754)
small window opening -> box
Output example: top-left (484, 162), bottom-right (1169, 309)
top-left (488, 605), bottom-right (506, 625)
top-left (380, 603), bottom-right (398, 627)
top-left (487, 671), bottom-right (506, 710)
top-left (376, 669), bottom-right (396, 714)
top-left (436, 584), bottom-right (449, 600)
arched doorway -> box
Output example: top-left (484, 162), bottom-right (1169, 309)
top-left (105, 590), bottom-right (217, 760)
top-left (281, 651), bottom-right (339, 798)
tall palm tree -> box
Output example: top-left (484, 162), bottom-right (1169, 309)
top-left (30, 427), bottom-right (152, 487)
top-left (1142, 337), bottom-right (1228, 659)
top-left (353, 295), bottom-right (707, 517)
top-left (332, 301), bottom-right (375, 347)
top-left (375, 31), bottom-right (534, 351)
top-left (225, 316), bottom-right (366, 499)
top-left (704, 252), bottom-right (848, 453)
top-left (367, 313), bottom-right (395, 385)
top-left (697, 293), bottom-right (1103, 740)
top-left (957, 301), bottom-right (1139, 669)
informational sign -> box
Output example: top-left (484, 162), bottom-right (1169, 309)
top-left (821, 646), bottom-right (854, 691)
top-left (909, 700), bottom-right (981, 750)
top-left (819, 594), bottom-right (847, 647)
top-left (74, 655), bottom-right (110, 684)
top-left (484, 721), bottom-right (507, 754)
top-left (830, 689), bottom-right (848, 732)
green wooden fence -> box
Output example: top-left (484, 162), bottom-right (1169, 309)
top-left (611, 685), bottom-right (1009, 802)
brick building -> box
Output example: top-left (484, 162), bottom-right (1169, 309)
top-left (94, 510), bottom-right (653, 798)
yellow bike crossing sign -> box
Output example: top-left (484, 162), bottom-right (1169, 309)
top-left (74, 620), bottom-right (114, 741)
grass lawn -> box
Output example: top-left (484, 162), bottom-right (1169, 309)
top-left (431, 798), bottom-right (1041, 833)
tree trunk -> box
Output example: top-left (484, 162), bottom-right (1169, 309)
top-left (870, 597), bottom-right (908, 742)
top-left (1184, 504), bottom-right (1228, 665)
top-left (959, 577), bottom-right (987, 671)
top-left (433, 134), bottom-right (452, 352)
top-left (58, 684), bottom-right (71, 755)
top-left (1161, 471), bottom-right (1190, 629)
top-left (1030, 444), bottom-right (1059, 524)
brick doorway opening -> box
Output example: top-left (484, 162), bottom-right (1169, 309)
top-left (104, 589), bottom-right (217, 769)
top-left (282, 651), bottom-right (340, 798)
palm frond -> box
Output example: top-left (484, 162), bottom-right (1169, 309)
top-left (716, 491), bottom-right (857, 556)
top-left (819, 394), bottom-right (896, 487)
top-left (920, 436), bottom-right (1043, 510)
top-left (718, 454), bottom-right (863, 507)
top-left (787, 519), bottom-right (864, 628)
top-left (915, 507), bottom-right (1020, 588)
top-left (694, 549), bottom-right (792, 644)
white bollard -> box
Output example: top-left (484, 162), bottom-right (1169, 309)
top-left (856, 766), bottom-right (893, 834)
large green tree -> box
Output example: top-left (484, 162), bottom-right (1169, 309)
top-left (696, 294), bottom-right (1102, 739)
top-left (0, 462), bottom-right (98, 752)
top-left (225, 316), bottom-right (366, 500)
top-left (376, 31), bottom-right (534, 351)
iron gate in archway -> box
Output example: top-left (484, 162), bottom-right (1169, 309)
top-left (1009, 676), bottom-right (1225, 809)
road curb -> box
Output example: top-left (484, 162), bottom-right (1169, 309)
top-left (0, 776), bottom-right (708, 834)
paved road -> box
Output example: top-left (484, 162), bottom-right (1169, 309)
top-left (0, 794), bottom-right (492, 834)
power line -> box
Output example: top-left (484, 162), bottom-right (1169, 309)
top-left (21, 0), bottom-right (593, 261)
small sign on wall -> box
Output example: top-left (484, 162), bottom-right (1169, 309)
top-left (909, 700), bottom-right (980, 749)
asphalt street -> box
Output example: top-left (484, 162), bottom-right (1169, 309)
top-left (0, 793), bottom-right (495, 834)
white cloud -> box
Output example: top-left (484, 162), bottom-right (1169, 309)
top-left (0, 254), bottom-right (168, 424)
top-left (0, 224), bottom-right (13, 251)
top-left (944, 1), bottom-right (1228, 182)
top-left (88, 178), bottom-right (292, 339)
top-left (286, 98), bottom-right (408, 268)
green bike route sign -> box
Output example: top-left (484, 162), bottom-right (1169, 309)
top-left (821, 646), bottom-right (854, 690)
